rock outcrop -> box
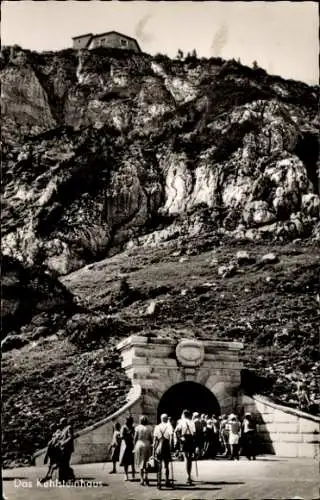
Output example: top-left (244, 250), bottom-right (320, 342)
top-left (1, 46), bottom-right (319, 274)
top-left (1, 254), bottom-right (76, 341)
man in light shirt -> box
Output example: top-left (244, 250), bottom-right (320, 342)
top-left (175, 409), bottom-right (196, 485)
top-left (153, 413), bottom-right (173, 489)
top-left (241, 412), bottom-right (257, 460)
top-left (192, 412), bottom-right (203, 458)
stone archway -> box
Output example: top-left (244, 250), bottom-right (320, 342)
top-left (117, 335), bottom-right (244, 424)
top-left (157, 381), bottom-right (220, 423)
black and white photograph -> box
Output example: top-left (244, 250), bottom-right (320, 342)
top-left (1, 1), bottom-right (319, 499)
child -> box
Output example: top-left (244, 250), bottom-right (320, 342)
top-left (109, 422), bottom-right (121, 473)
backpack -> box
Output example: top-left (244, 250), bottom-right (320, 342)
top-left (154, 427), bottom-right (170, 460)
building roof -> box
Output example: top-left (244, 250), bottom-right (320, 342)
top-left (72, 33), bottom-right (93, 40)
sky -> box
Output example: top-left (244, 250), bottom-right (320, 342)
top-left (1, 1), bottom-right (319, 84)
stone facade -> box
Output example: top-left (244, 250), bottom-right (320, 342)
top-left (117, 335), bottom-right (244, 423)
top-left (72, 33), bottom-right (93, 50)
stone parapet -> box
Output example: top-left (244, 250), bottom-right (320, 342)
top-left (240, 394), bottom-right (320, 458)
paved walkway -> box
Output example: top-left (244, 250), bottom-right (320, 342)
top-left (3, 457), bottom-right (319, 500)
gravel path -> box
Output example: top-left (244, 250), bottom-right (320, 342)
top-left (3, 456), bottom-right (318, 500)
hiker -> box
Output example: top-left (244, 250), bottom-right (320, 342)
top-left (192, 412), bottom-right (203, 459)
top-left (220, 414), bottom-right (230, 457)
top-left (241, 413), bottom-right (257, 460)
top-left (228, 414), bottom-right (241, 460)
top-left (119, 416), bottom-right (135, 481)
top-left (211, 415), bottom-right (220, 457)
top-left (153, 413), bottom-right (173, 489)
top-left (109, 422), bottom-right (121, 473)
top-left (172, 415), bottom-right (183, 461)
top-left (202, 418), bottom-right (216, 459)
top-left (58, 417), bottom-right (75, 482)
top-left (175, 409), bottom-right (196, 485)
top-left (168, 416), bottom-right (174, 435)
top-left (133, 415), bottom-right (153, 486)
top-left (296, 382), bottom-right (310, 412)
top-left (40, 424), bottom-right (62, 482)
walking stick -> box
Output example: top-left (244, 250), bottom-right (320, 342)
top-left (194, 456), bottom-right (198, 478)
top-left (170, 459), bottom-right (174, 488)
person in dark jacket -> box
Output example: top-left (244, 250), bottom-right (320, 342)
top-left (202, 419), bottom-right (215, 459)
top-left (40, 424), bottom-right (62, 482)
top-left (58, 417), bottom-right (75, 482)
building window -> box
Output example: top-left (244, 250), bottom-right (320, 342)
top-left (100, 38), bottom-right (105, 46)
top-left (120, 38), bottom-right (128, 47)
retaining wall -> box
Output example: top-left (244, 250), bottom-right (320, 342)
top-left (241, 394), bottom-right (320, 458)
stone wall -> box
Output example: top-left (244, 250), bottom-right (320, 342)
top-left (88, 33), bottom-right (140, 52)
top-left (72, 35), bottom-right (93, 50)
top-left (240, 394), bottom-right (320, 458)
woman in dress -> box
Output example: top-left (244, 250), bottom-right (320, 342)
top-left (133, 415), bottom-right (153, 486)
top-left (219, 414), bottom-right (230, 457)
top-left (109, 422), bottom-right (121, 473)
top-left (228, 414), bottom-right (241, 460)
top-left (119, 416), bottom-right (135, 481)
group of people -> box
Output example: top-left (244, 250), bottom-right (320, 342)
top-left (109, 410), bottom-right (258, 489)
top-left (184, 411), bottom-right (258, 462)
top-left (41, 410), bottom-right (257, 488)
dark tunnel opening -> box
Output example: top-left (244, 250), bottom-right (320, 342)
top-left (157, 382), bottom-right (220, 425)
top-left (294, 132), bottom-right (319, 194)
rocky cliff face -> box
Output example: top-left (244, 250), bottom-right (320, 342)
top-left (1, 45), bottom-right (320, 464)
top-left (1, 46), bottom-right (319, 275)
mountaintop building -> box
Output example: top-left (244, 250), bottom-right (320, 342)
top-left (72, 31), bottom-right (141, 52)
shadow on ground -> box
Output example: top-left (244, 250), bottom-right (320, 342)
top-left (198, 481), bottom-right (245, 486)
top-left (2, 478), bottom-right (29, 482)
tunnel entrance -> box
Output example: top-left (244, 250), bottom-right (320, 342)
top-left (295, 132), bottom-right (319, 194)
top-left (157, 381), bottom-right (220, 424)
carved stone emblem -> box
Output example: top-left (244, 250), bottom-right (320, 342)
top-left (176, 339), bottom-right (205, 367)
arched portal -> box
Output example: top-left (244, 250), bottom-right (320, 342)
top-left (157, 381), bottom-right (220, 423)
